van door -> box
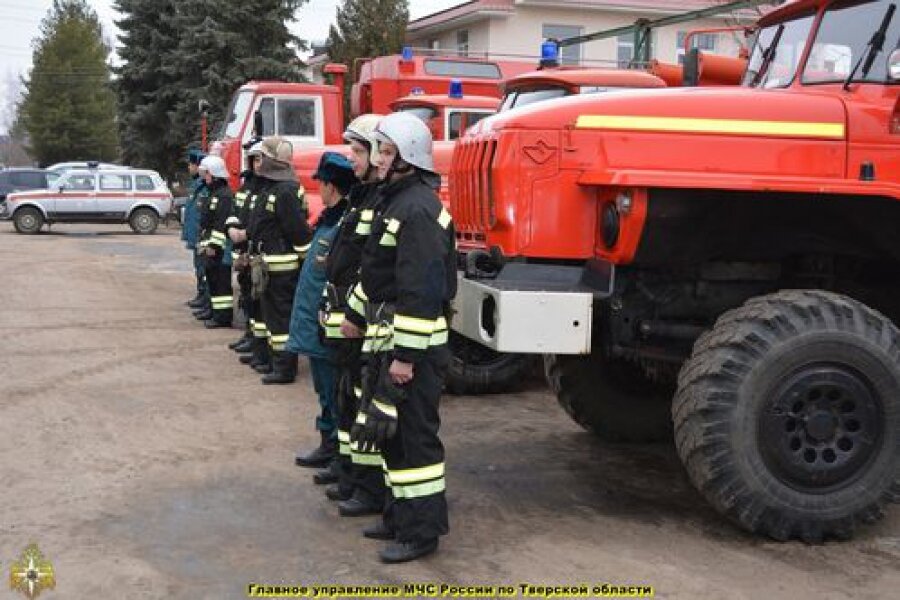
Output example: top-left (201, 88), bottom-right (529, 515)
top-left (97, 173), bottom-right (133, 220)
top-left (52, 173), bottom-right (97, 220)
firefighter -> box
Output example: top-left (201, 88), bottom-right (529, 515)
top-left (197, 155), bottom-right (235, 328)
top-left (184, 149), bottom-right (211, 316)
top-left (287, 152), bottom-right (357, 474)
top-left (345, 111), bottom-right (456, 563)
top-left (248, 136), bottom-right (313, 384)
top-left (319, 114), bottom-right (389, 516)
top-left (226, 140), bottom-right (264, 353)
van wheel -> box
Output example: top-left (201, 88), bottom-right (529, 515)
top-left (130, 208), bottom-right (159, 234)
top-left (13, 207), bottom-right (44, 234)
top-left (673, 290), bottom-right (900, 542)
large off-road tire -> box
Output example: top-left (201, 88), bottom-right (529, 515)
top-left (13, 206), bottom-right (44, 234)
top-left (544, 352), bottom-right (673, 442)
top-left (129, 207), bottom-right (159, 234)
top-left (674, 290), bottom-right (900, 542)
top-left (445, 331), bottom-right (536, 395)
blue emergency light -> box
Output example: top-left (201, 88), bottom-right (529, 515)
top-left (540, 39), bottom-right (560, 68)
top-left (448, 79), bottom-right (463, 99)
top-left (411, 87), bottom-right (425, 95)
top-left (402, 46), bottom-right (414, 61)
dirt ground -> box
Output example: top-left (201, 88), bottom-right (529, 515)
top-left (0, 222), bottom-right (898, 600)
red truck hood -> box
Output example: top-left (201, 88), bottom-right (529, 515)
top-left (478, 86), bottom-right (848, 139)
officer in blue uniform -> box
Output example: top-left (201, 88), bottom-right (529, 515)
top-left (184, 148), bottom-right (209, 312)
top-left (287, 152), bottom-right (358, 472)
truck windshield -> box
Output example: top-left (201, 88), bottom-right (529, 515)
top-left (743, 13), bottom-right (816, 88)
top-left (499, 87), bottom-right (568, 111)
top-left (398, 106), bottom-right (439, 122)
top-left (803, 0), bottom-right (900, 84)
top-left (220, 90), bottom-right (253, 139)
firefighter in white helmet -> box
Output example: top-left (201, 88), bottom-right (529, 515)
top-left (308, 115), bottom-right (389, 519)
top-left (345, 111), bottom-right (457, 563)
top-left (197, 155), bottom-right (235, 328)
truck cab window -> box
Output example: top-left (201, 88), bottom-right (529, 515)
top-left (278, 99), bottom-right (316, 137)
top-left (803, 0), bottom-right (900, 84)
top-left (221, 90), bottom-right (253, 139)
top-left (743, 13), bottom-right (816, 88)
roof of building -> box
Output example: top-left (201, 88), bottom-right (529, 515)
top-left (408, 0), bottom-right (773, 34)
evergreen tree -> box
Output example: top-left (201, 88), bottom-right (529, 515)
top-left (113, 0), bottom-right (181, 178)
top-left (328, 0), bottom-right (409, 115)
top-left (115, 0), bottom-right (307, 180)
top-left (18, 0), bottom-right (119, 165)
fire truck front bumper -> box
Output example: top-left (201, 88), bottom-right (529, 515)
top-left (451, 262), bottom-right (614, 355)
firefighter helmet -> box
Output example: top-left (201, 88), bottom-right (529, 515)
top-left (199, 155), bottom-right (228, 179)
top-left (259, 136), bottom-right (293, 165)
top-left (374, 111), bottom-right (435, 175)
top-left (343, 113), bottom-right (383, 167)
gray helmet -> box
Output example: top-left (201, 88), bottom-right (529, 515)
top-left (374, 111), bottom-right (436, 175)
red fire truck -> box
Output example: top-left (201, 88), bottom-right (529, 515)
top-left (450, 0), bottom-right (900, 541)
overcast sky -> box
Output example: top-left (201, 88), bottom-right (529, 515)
top-left (0, 0), bottom-right (464, 133)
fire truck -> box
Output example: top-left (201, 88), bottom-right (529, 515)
top-left (450, 0), bottom-right (900, 541)
top-left (209, 52), bottom-right (534, 191)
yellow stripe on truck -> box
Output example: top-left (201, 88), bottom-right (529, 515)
top-left (575, 115), bottom-right (846, 139)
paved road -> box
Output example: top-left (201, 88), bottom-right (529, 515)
top-left (0, 223), bottom-right (898, 599)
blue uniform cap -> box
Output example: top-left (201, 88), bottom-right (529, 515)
top-left (187, 148), bottom-right (206, 165)
top-left (312, 152), bottom-right (356, 191)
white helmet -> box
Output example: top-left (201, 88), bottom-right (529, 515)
top-left (374, 111), bottom-right (435, 174)
top-left (199, 155), bottom-right (228, 179)
top-left (343, 113), bottom-right (383, 167)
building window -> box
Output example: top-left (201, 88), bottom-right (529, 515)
top-left (542, 24), bottom-right (583, 65)
top-left (617, 35), bottom-right (635, 67)
top-left (429, 39), bottom-right (439, 51)
top-left (677, 31), bottom-right (717, 64)
top-left (457, 29), bottom-right (469, 57)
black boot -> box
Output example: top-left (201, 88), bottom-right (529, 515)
top-left (295, 432), bottom-right (336, 468)
top-left (261, 351), bottom-right (297, 385)
top-left (313, 459), bottom-right (339, 485)
top-left (232, 337), bottom-right (253, 353)
top-left (363, 520), bottom-right (395, 541)
top-left (338, 489), bottom-right (382, 517)
top-left (247, 338), bottom-right (270, 368)
top-left (326, 483), bottom-right (353, 502)
top-left (228, 334), bottom-right (250, 350)
top-left (379, 539), bottom-right (438, 563)
top-left (187, 294), bottom-right (205, 308)
top-left (193, 309), bottom-right (213, 321)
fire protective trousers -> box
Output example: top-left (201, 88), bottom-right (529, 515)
top-left (261, 270), bottom-right (298, 353)
top-left (206, 259), bottom-right (233, 323)
top-left (376, 346), bottom-right (451, 544)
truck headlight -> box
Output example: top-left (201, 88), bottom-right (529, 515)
top-left (601, 202), bottom-right (620, 249)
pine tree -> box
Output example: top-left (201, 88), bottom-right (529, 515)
top-left (18, 0), bottom-right (119, 165)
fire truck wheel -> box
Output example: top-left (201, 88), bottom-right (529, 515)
top-left (129, 208), bottom-right (159, 234)
top-left (673, 290), bottom-right (900, 542)
top-left (544, 353), bottom-right (673, 443)
top-left (445, 332), bottom-right (536, 395)
top-left (13, 206), bottom-right (44, 234)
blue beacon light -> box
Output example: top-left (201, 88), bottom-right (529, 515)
top-left (401, 46), bottom-right (414, 61)
top-left (449, 79), bottom-right (463, 99)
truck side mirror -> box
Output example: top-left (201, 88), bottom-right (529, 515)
top-left (888, 49), bottom-right (900, 81)
top-left (253, 110), bottom-right (264, 137)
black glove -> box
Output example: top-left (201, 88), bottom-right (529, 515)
top-left (356, 397), bottom-right (398, 453)
top-left (352, 359), bottom-right (405, 452)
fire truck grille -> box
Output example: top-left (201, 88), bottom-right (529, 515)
top-left (450, 137), bottom-right (497, 233)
